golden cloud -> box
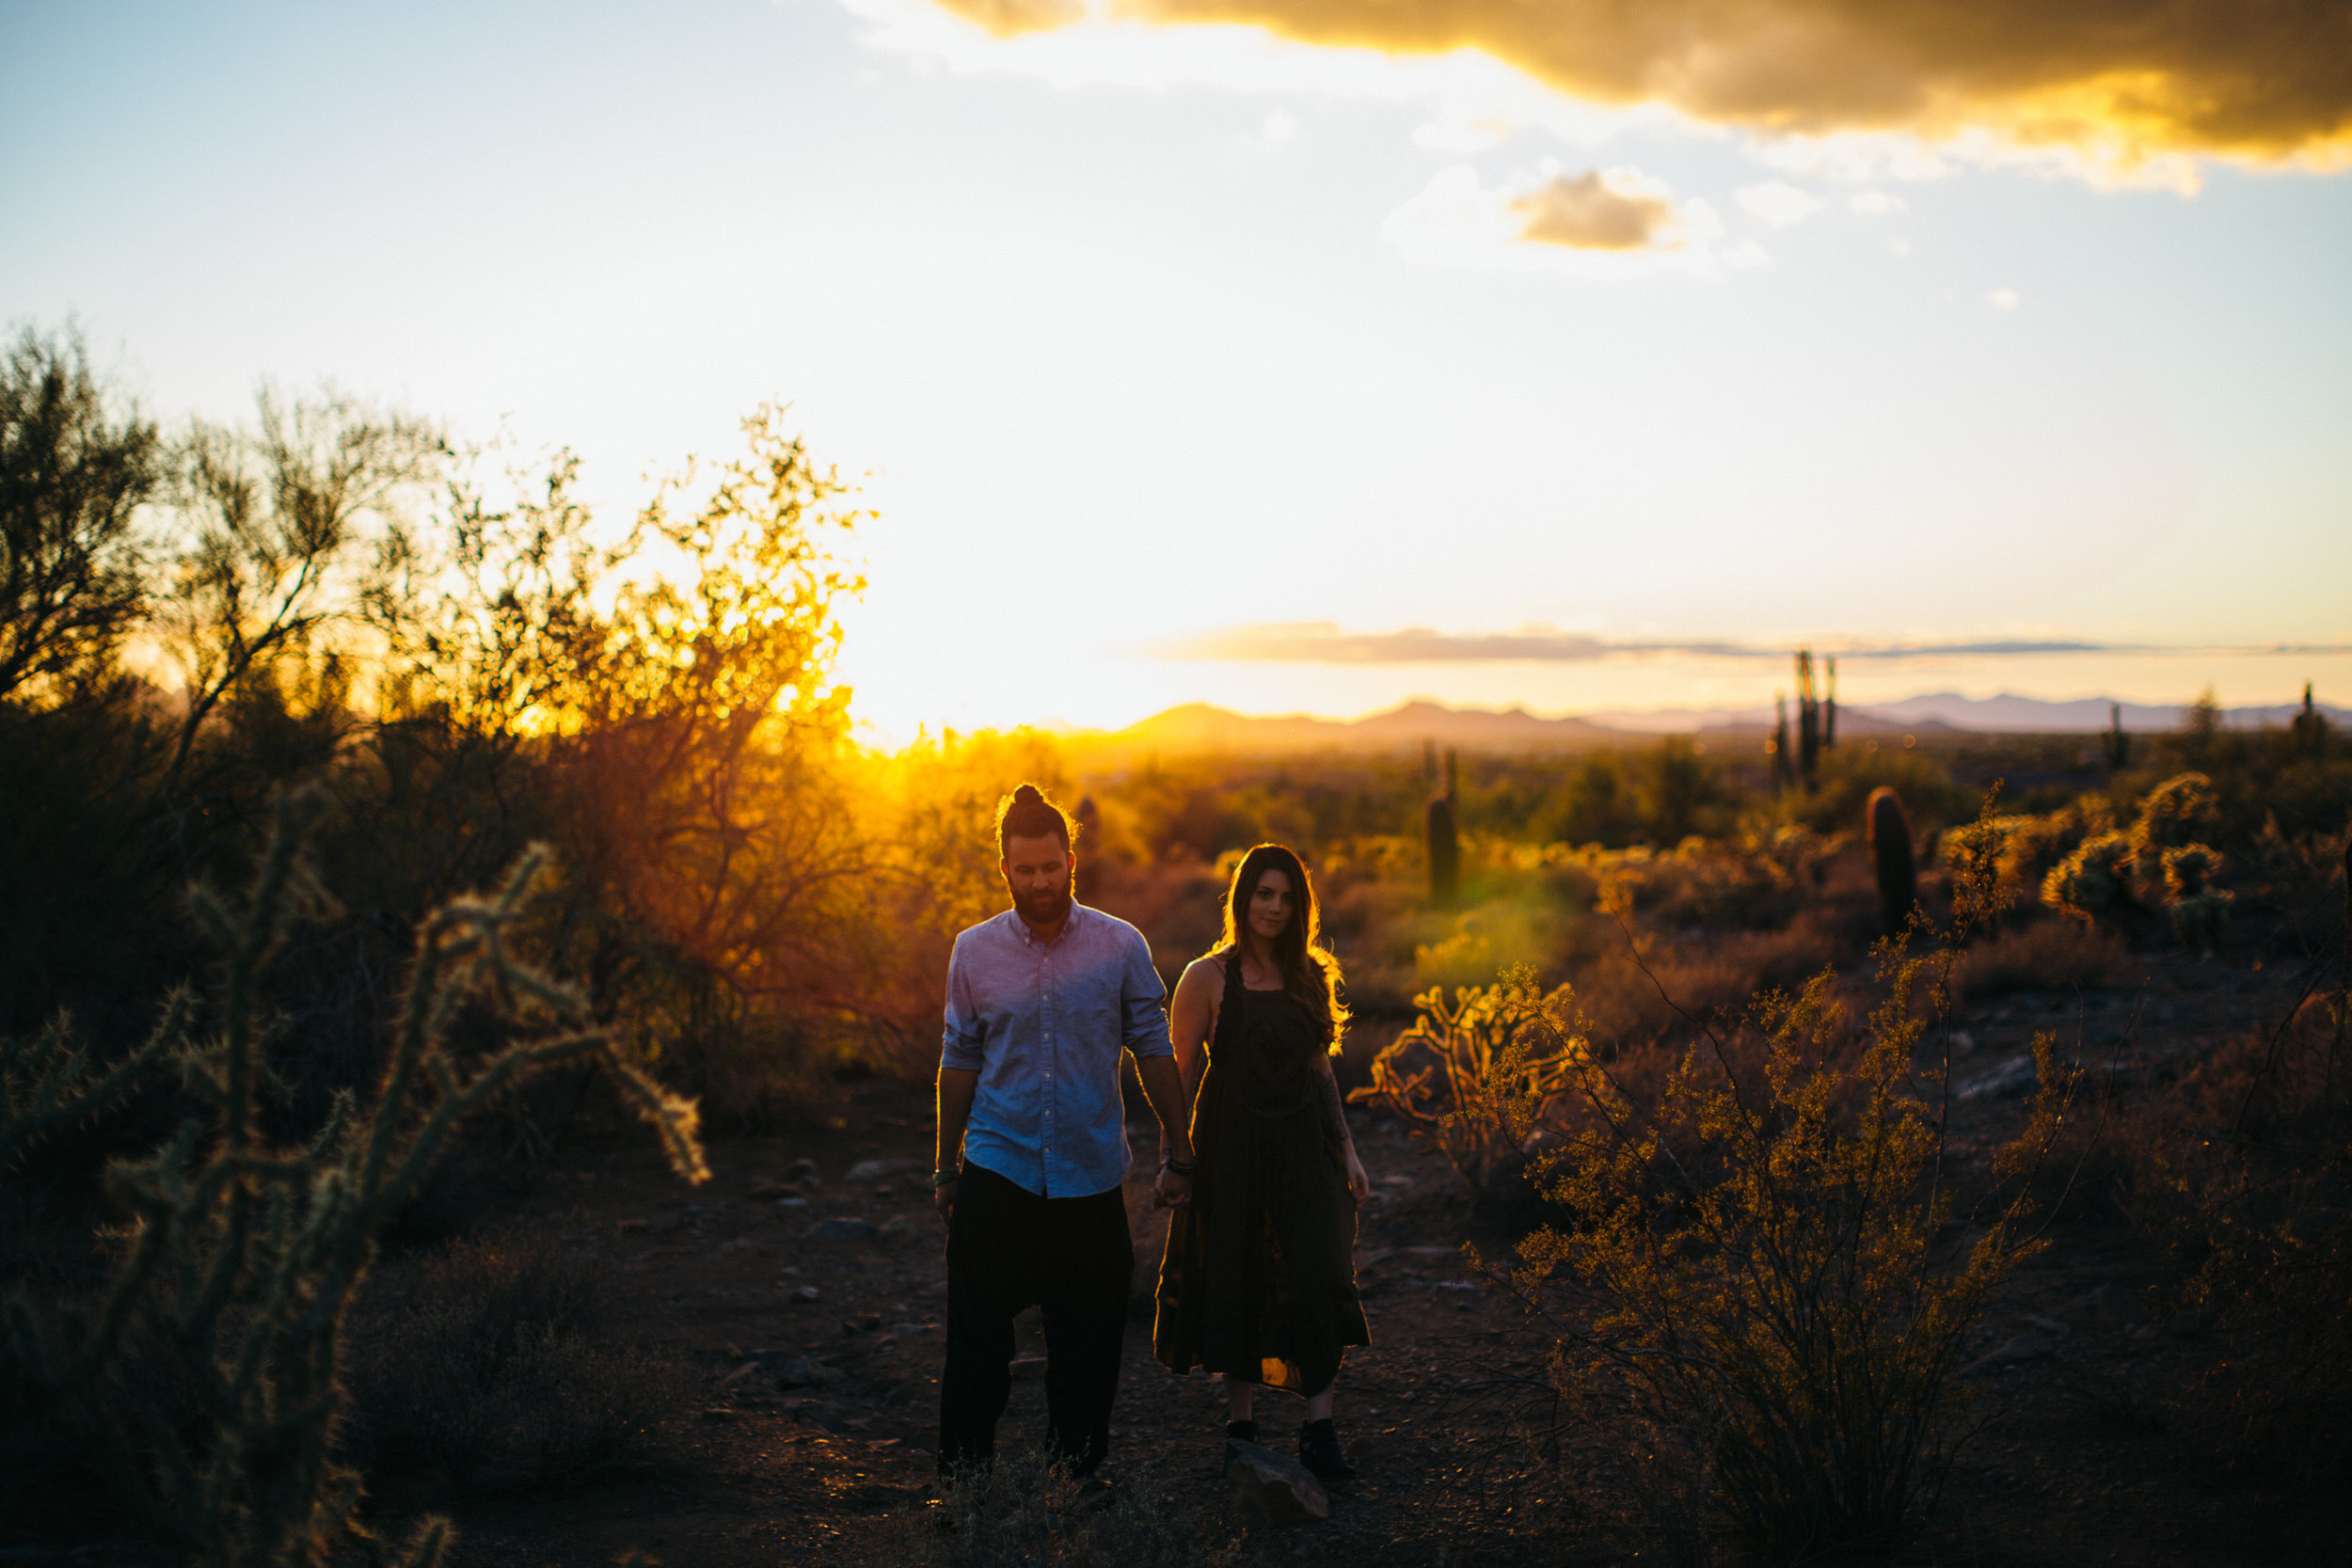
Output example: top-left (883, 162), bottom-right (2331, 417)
top-left (1511, 170), bottom-right (1675, 248)
top-left (924, 0), bottom-right (2352, 165)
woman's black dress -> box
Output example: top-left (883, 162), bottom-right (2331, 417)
top-left (1152, 954), bottom-right (1369, 1395)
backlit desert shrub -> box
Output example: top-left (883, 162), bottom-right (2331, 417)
top-left (1481, 827), bottom-right (2072, 1560)
top-left (2122, 989), bottom-right (2352, 1488)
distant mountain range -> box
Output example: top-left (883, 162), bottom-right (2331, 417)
top-left (1090, 692), bottom-right (2349, 753)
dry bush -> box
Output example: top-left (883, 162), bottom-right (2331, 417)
top-left (2123, 987), bottom-right (2352, 1488)
top-left (1952, 918), bottom-right (2142, 1002)
top-left (345, 1232), bottom-right (684, 1496)
top-left (867, 1445), bottom-right (1249, 1568)
top-left (1485, 824), bottom-right (2073, 1561)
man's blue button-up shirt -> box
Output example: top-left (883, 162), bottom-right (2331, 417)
top-left (942, 903), bottom-right (1172, 1198)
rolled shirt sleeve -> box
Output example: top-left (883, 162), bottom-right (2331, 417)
top-left (1120, 931), bottom-right (1173, 1059)
top-left (940, 931), bottom-right (987, 1072)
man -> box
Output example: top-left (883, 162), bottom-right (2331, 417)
top-left (933, 783), bottom-right (1194, 1478)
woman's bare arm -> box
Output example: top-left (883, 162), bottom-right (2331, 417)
top-left (1315, 1053), bottom-right (1373, 1203)
top-left (1169, 956), bottom-right (1220, 1104)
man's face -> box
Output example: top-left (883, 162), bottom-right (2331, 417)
top-left (1001, 832), bottom-right (1073, 927)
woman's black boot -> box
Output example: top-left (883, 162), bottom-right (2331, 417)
top-left (1298, 1418), bottom-right (1355, 1485)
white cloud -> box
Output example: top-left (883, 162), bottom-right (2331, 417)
top-left (1990, 288), bottom-right (2021, 308)
top-left (1848, 190), bottom-right (1908, 214)
top-left (1736, 180), bottom-right (1824, 226)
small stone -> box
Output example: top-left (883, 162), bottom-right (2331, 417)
top-left (2023, 1314), bottom-right (2073, 1337)
top-left (721, 1361), bottom-right (764, 1388)
top-left (792, 1284), bottom-right (821, 1304)
top-left (889, 1322), bottom-right (930, 1336)
top-left (1009, 1355), bottom-right (1048, 1381)
top-left (1958, 1055), bottom-right (2039, 1102)
top-left (842, 1313), bottom-right (882, 1335)
top-left (1225, 1439), bottom-right (1328, 1527)
top-left (845, 1157), bottom-right (923, 1185)
top-left (802, 1217), bottom-right (881, 1243)
top-left (787, 1156), bottom-right (818, 1180)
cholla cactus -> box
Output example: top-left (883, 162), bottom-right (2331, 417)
top-left (1350, 968), bottom-right (1582, 1201)
top-left (0, 792), bottom-right (706, 1568)
top-left (2161, 842), bottom-right (2232, 952)
top-left (2133, 771), bottom-right (2219, 862)
top-left (2042, 832), bottom-right (2137, 924)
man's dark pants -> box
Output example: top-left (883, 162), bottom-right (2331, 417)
top-left (938, 1161), bottom-right (1134, 1476)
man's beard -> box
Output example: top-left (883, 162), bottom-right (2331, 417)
top-left (1013, 879), bottom-right (1073, 927)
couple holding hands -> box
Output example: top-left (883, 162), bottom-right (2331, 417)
top-left (932, 784), bottom-right (1372, 1486)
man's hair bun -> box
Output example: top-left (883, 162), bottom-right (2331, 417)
top-left (996, 783), bottom-right (1073, 856)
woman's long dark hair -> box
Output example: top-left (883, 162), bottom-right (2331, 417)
top-left (1216, 843), bottom-right (1348, 1053)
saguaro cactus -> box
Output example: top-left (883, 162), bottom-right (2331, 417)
top-left (2291, 682), bottom-right (2328, 757)
top-left (2104, 703), bottom-right (2130, 771)
top-left (1771, 692), bottom-right (1792, 793)
top-left (1824, 657), bottom-right (1838, 750)
top-left (1867, 785), bottom-right (1917, 933)
top-left (1426, 748), bottom-right (1460, 908)
top-left (1795, 650), bottom-right (1821, 790)
top-left (1073, 794), bottom-right (1101, 904)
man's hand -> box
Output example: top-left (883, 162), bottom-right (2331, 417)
top-left (934, 1175), bottom-right (958, 1226)
top-left (1153, 1164), bottom-right (1192, 1209)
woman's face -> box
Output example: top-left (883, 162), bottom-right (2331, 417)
top-left (1246, 867), bottom-right (1295, 946)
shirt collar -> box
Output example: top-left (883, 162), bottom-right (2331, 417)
top-left (1009, 900), bottom-right (1086, 945)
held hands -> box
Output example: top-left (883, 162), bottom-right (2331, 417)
top-left (1343, 1148), bottom-right (1372, 1206)
top-left (1153, 1162), bottom-right (1194, 1210)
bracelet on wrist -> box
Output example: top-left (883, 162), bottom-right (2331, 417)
top-left (932, 1166), bottom-right (961, 1187)
top-left (1161, 1157), bottom-right (1196, 1176)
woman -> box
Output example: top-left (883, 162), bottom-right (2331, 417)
top-left (1152, 844), bottom-right (1372, 1484)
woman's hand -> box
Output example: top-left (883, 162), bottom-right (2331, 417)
top-left (1154, 1164), bottom-right (1193, 1209)
top-left (1343, 1147), bottom-right (1371, 1205)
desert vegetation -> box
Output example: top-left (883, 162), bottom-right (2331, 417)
top-left (5, 325), bottom-right (2350, 1564)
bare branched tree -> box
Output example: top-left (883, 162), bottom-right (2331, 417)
top-left (155, 390), bottom-right (442, 784)
top-left (0, 325), bottom-right (160, 705)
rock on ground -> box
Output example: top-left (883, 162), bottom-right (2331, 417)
top-left (1225, 1438), bottom-right (1329, 1527)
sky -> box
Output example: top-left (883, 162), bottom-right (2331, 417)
top-left (5, 0), bottom-right (2350, 740)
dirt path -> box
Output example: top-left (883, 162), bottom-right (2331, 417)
top-left (387, 955), bottom-right (2328, 1566)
